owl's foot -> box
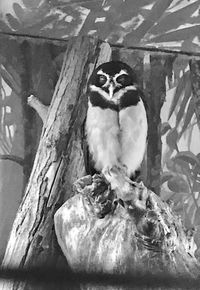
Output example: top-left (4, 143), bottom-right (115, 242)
top-left (102, 165), bottom-right (147, 210)
top-left (102, 166), bottom-right (134, 201)
top-left (110, 165), bottom-right (144, 187)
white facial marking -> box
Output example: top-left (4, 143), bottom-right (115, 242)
top-left (90, 84), bottom-right (119, 104)
top-left (114, 70), bottom-right (128, 81)
top-left (114, 85), bottom-right (138, 101)
top-left (97, 70), bottom-right (109, 77)
top-left (97, 70), bottom-right (110, 88)
top-left (90, 84), bottom-right (108, 99)
top-left (113, 70), bottom-right (129, 88)
top-left (108, 82), bottom-right (114, 99)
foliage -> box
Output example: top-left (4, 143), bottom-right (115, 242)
top-left (0, 39), bottom-right (62, 165)
top-left (0, 0), bottom-right (200, 52)
top-left (168, 69), bottom-right (196, 137)
top-left (161, 61), bottom-right (200, 255)
top-left (0, 63), bottom-right (21, 154)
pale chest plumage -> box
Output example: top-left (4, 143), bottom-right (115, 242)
top-left (86, 102), bottom-right (120, 171)
top-left (86, 100), bottom-right (147, 177)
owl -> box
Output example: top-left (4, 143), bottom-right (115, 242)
top-left (85, 61), bottom-right (147, 195)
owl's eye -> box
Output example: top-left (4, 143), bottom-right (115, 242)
top-left (98, 75), bottom-right (107, 85)
top-left (116, 74), bottom-right (128, 84)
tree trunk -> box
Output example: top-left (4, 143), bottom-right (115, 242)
top-left (1, 36), bottom-right (112, 290)
top-left (20, 41), bottom-right (35, 187)
top-left (144, 54), bottom-right (166, 195)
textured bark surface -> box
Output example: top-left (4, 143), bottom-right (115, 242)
top-left (144, 55), bottom-right (166, 195)
top-left (1, 36), bottom-right (112, 290)
top-left (55, 174), bottom-right (200, 289)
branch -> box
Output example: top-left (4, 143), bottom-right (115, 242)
top-left (0, 154), bottom-right (24, 166)
top-left (27, 95), bottom-right (49, 123)
top-left (1, 31), bottom-right (200, 57)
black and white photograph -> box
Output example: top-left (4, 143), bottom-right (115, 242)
top-left (0, 0), bottom-right (200, 289)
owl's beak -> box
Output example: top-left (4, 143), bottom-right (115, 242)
top-left (108, 82), bottom-right (115, 99)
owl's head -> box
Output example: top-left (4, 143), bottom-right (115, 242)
top-left (88, 61), bottom-right (137, 102)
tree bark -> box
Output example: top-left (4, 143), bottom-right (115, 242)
top-left (20, 41), bottom-right (35, 187)
top-left (1, 36), bottom-right (112, 290)
top-left (144, 54), bottom-right (166, 195)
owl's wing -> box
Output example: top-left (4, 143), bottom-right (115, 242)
top-left (81, 117), bottom-right (98, 176)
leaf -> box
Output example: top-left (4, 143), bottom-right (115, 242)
top-left (124, 0), bottom-right (174, 43)
top-left (168, 71), bottom-right (189, 120)
top-left (176, 78), bottom-right (192, 127)
top-left (13, 3), bottom-right (25, 21)
top-left (194, 208), bottom-right (200, 226)
top-left (23, 14), bottom-right (58, 32)
top-left (174, 151), bottom-right (200, 168)
top-left (166, 128), bottom-right (179, 151)
top-left (182, 39), bottom-right (200, 54)
top-left (168, 176), bottom-right (189, 193)
top-left (197, 153), bottom-right (200, 162)
top-left (150, 1), bottom-right (200, 36)
top-left (187, 124), bottom-right (193, 151)
top-left (161, 122), bottom-right (171, 135)
top-left (4, 112), bottom-right (15, 126)
top-left (191, 154), bottom-right (200, 178)
top-left (170, 191), bottom-right (185, 204)
top-left (22, 0), bottom-right (43, 9)
top-left (185, 201), bottom-right (195, 228)
top-left (173, 201), bottom-right (184, 213)
top-left (160, 190), bottom-right (174, 202)
top-left (180, 97), bottom-right (195, 137)
top-left (173, 158), bottom-right (191, 176)
top-left (161, 171), bottom-right (174, 185)
top-left (6, 13), bottom-right (21, 30)
top-left (0, 20), bottom-right (12, 32)
top-left (193, 182), bottom-right (200, 192)
top-left (0, 66), bottom-right (21, 95)
top-left (149, 25), bottom-right (200, 43)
